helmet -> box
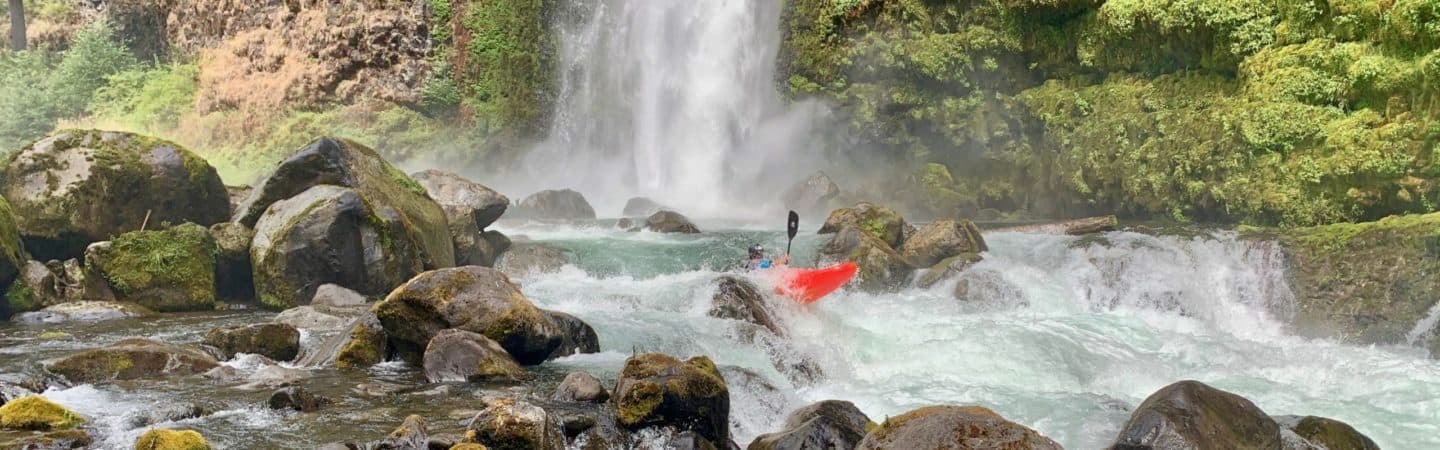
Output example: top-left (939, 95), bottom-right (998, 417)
top-left (748, 244), bottom-right (764, 257)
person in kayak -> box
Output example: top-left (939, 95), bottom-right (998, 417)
top-left (744, 244), bottom-right (790, 271)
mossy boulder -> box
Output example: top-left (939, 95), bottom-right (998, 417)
top-left (818, 226), bottom-right (915, 292)
top-left (0, 130), bottom-right (229, 260)
top-left (514, 189), bottom-right (596, 220)
top-left (1280, 213), bottom-right (1440, 355)
top-left (5, 261), bottom-right (62, 317)
top-left (268, 386), bottom-right (332, 413)
top-left (1276, 415), bottom-right (1379, 450)
top-left (376, 414), bottom-right (428, 450)
top-left (44, 338), bottom-right (219, 383)
top-left (856, 405), bottom-right (1059, 450)
top-left (782, 172), bottom-right (842, 216)
top-left (466, 398), bottom-right (565, 450)
top-left (818, 203), bottom-right (910, 249)
top-left (411, 170), bottom-right (509, 230)
top-left (0, 396), bottom-right (83, 430)
top-left (85, 223), bottom-right (219, 312)
top-left (373, 266), bottom-right (561, 365)
top-left (209, 222), bottom-right (255, 301)
top-left (899, 220), bottom-right (987, 268)
top-left (708, 276), bottom-right (783, 337)
top-left (250, 185), bottom-right (421, 310)
top-left (202, 323), bottom-right (301, 361)
top-left (552, 371), bottom-right (609, 403)
top-left (749, 400), bottom-right (872, 450)
top-left (644, 211), bottom-right (701, 234)
top-left (613, 353), bottom-right (729, 444)
top-left (133, 428), bottom-right (210, 450)
top-left (235, 137), bottom-right (454, 269)
top-left (1111, 380), bottom-right (1281, 449)
top-left (422, 329), bottom-right (526, 383)
top-left (497, 244), bottom-right (570, 279)
top-left (543, 310), bottom-right (600, 361)
top-left (0, 196), bottom-right (26, 312)
top-left (335, 312), bottom-right (389, 369)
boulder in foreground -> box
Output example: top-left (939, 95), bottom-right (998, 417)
top-left (422, 329), bottom-right (526, 382)
top-left (0, 395), bottom-right (84, 430)
top-left (373, 266), bottom-right (560, 365)
top-left (613, 353), bottom-right (729, 444)
top-left (856, 405), bottom-right (1060, 450)
top-left (1110, 380), bottom-right (1280, 449)
top-left (818, 202), bottom-right (910, 249)
top-left (85, 223), bottom-right (219, 312)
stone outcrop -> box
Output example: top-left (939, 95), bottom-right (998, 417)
top-left (372, 266), bottom-right (561, 365)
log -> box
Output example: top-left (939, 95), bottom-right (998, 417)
top-left (992, 215), bottom-right (1117, 236)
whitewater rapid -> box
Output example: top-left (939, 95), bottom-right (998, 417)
top-left (502, 223), bottom-right (1440, 448)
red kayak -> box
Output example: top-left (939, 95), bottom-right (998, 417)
top-left (774, 262), bottom-right (859, 304)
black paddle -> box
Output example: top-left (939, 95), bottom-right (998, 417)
top-left (786, 210), bottom-right (799, 256)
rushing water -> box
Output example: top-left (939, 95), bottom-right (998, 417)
top-left (3, 224), bottom-right (1440, 448)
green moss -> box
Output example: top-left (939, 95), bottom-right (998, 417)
top-left (5, 279), bottom-right (39, 314)
top-left (335, 319), bottom-right (387, 369)
top-left (450, 0), bottom-right (557, 163)
top-left (96, 222), bottom-right (218, 311)
top-left (0, 396), bottom-right (84, 430)
top-left (0, 195), bottom-right (25, 268)
top-left (133, 428), bottom-right (210, 450)
top-left (616, 380), bottom-right (664, 425)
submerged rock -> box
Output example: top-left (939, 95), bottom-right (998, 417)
top-left (856, 405), bottom-right (1060, 450)
top-left (1276, 415), bottom-right (1380, 450)
top-left (375, 414), bottom-right (428, 450)
top-left (45, 338), bottom-right (220, 383)
top-left (422, 329), bottom-right (526, 382)
top-left (268, 386), bottom-right (332, 413)
top-left (498, 244), bottom-right (570, 278)
top-left (645, 211), bottom-right (701, 233)
top-left (467, 398), bottom-right (566, 450)
top-left (411, 169), bottom-right (509, 230)
top-left (373, 266), bottom-right (561, 365)
top-left (553, 371), bottom-right (610, 403)
top-left (336, 313), bottom-right (389, 369)
top-left (203, 323), bottom-right (301, 361)
top-left (134, 428), bottom-right (210, 450)
top-left (0, 130), bottom-right (229, 260)
top-left (9, 429), bottom-right (93, 449)
top-left (708, 276), bottom-right (783, 336)
top-left (749, 400), bottom-right (871, 450)
top-left (13, 301), bottom-right (154, 324)
top-left (1111, 380), bottom-right (1280, 449)
top-left (782, 171), bottom-right (842, 216)
top-left (623, 197), bottom-right (669, 217)
top-left (235, 137), bottom-right (454, 270)
top-left (818, 226), bottom-right (914, 292)
top-left (85, 223), bottom-right (219, 312)
top-left (613, 353), bottom-right (729, 444)
top-left (818, 202), bottom-right (910, 249)
top-left (515, 189), bottom-right (597, 220)
top-left (899, 219), bottom-right (986, 267)
top-left (209, 222), bottom-right (256, 301)
top-left (0, 395), bottom-right (84, 430)
top-left (544, 310), bottom-right (601, 360)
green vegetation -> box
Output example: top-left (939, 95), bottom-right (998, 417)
top-left (0, 20), bottom-right (136, 152)
top-left (447, 0), bottom-right (557, 161)
top-left (95, 222), bottom-right (218, 311)
top-left (0, 396), bottom-right (84, 430)
top-left (134, 429), bottom-right (210, 450)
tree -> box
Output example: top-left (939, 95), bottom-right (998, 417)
top-left (8, 0), bottom-right (24, 51)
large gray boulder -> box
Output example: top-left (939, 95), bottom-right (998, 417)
top-left (44, 338), bottom-right (220, 383)
top-left (899, 219), bottom-right (986, 267)
top-left (250, 185), bottom-right (423, 310)
top-left (819, 226), bottom-right (914, 292)
top-left (748, 400), bottom-right (872, 450)
top-left (372, 266), bottom-right (562, 365)
top-left (0, 130), bottom-right (230, 260)
top-left (613, 353), bottom-right (729, 444)
top-left (335, 312), bottom-right (389, 369)
top-left (422, 329), bottom-right (525, 382)
top-left (411, 169), bottom-right (509, 230)
top-left (1110, 380), bottom-right (1281, 449)
top-left (234, 137), bottom-right (454, 269)
top-left (515, 189), bottom-right (596, 220)
top-left (856, 405), bottom-right (1060, 450)
top-left (645, 211), bottom-right (701, 234)
top-left (709, 276), bottom-right (783, 337)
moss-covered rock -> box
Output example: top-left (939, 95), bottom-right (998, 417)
top-left (0, 195), bottom-right (26, 317)
top-left (0, 130), bottom-right (229, 260)
top-left (899, 219), bottom-right (987, 268)
top-left (1111, 380), bottom-right (1281, 449)
top-left (44, 338), bottom-right (219, 383)
top-left (466, 398), bottom-right (565, 450)
top-left (818, 226), bottom-right (914, 292)
top-left (373, 266), bottom-right (561, 365)
top-left (1276, 415), bottom-right (1379, 450)
top-left (85, 223), bottom-right (218, 312)
top-left (1280, 213), bottom-right (1440, 355)
top-left (612, 353), bottom-right (729, 444)
top-left (0, 396), bottom-right (83, 430)
top-left (235, 137), bottom-right (454, 270)
top-left (202, 323), bottom-right (301, 362)
top-left (422, 329), bottom-right (526, 382)
top-left (250, 185), bottom-right (420, 310)
top-left (750, 400), bottom-right (872, 450)
top-left (376, 414), bottom-right (428, 450)
top-left (335, 312), bottom-right (388, 369)
top-left (133, 428), bottom-right (210, 450)
top-left (856, 405), bottom-right (1059, 450)
top-left (5, 261), bottom-right (55, 318)
top-left (818, 203), bottom-right (910, 249)
top-left (209, 222), bottom-right (255, 301)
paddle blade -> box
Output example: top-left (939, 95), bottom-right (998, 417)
top-left (787, 210), bottom-right (799, 239)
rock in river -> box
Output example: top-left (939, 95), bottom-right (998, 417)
top-left (645, 210), bottom-right (701, 233)
top-left (899, 219), bottom-right (986, 267)
top-left (552, 371), bottom-right (610, 403)
top-left (45, 338), bottom-right (219, 384)
top-left (422, 329), bottom-right (526, 382)
top-left (1110, 380), bottom-right (1280, 449)
top-left (818, 226), bottom-right (914, 292)
top-left (818, 202), bottom-right (910, 249)
top-left (466, 398), bottom-right (566, 450)
top-left (749, 400), bottom-right (872, 450)
top-left (613, 353), bottom-right (729, 444)
top-left (856, 405), bottom-right (1060, 450)
top-left (203, 323), bottom-right (301, 362)
top-left (515, 189), bottom-right (597, 220)
top-left (623, 197), bottom-right (669, 217)
top-left (373, 266), bottom-right (561, 365)
top-left (85, 223), bottom-right (219, 312)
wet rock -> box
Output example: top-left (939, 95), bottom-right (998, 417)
top-left (515, 189), bottom-right (597, 220)
top-left (209, 222), bottom-right (255, 301)
top-left (1111, 380), bottom-right (1280, 449)
top-left (915, 253), bottom-right (983, 290)
top-left (203, 323), bottom-right (301, 361)
top-left (498, 244), bottom-right (570, 278)
top-left (249, 185), bottom-right (422, 310)
top-left (553, 372), bottom-right (610, 403)
top-left (268, 386), bottom-right (331, 412)
top-left (0, 395), bottom-right (84, 430)
top-left (4, 261), bottom-right (62, 316)
top-left (374, 266), bottom-right (561, 365)
top-left (613, 353), bottom-right (729, 443)
top-left (376, 414), bottom-right (429, 450)
top-left (124, 403), bottom-right (209, 429)
top-left (313, 283), bottom-right (369, 307)
top-left (623, 197), bottom-right (669, 217)
top-left (467, 398), bottom-right (566, 450)
top-left (782, 172), bottom-right (842, 216)
top-left (235, 137), bottom-right (454, 270)
top-left (856, 405), bottom-right (1060, 450)
top-left (0, 196), bottom-right (25, 317)
top-left (84, 223), bottom-right (219, 312)
top-left (545, 310), bottom-right (601, 360)
top-left (411, 169), bottom-right (510, 230)
top-left (899, 219), bottom-right (986, 267)
top-left (336, 313), bottom-right (389, 369)
top-left (0, 130), bottom-right (229, 260)
top-left (708, 276), bottom-right (783, 336)
top-left (1276, 415), bottom-right (1379, 450)
top-left (13, 301), bottom-right (153, 324)
top-left (44, 338), bottom-right (220, 383)
top-left (274, 305), bottom-right (357, 332)
top-left (749, 400), bottom-right (871, 450)
top-left (422, 329), bottom-right (526, 382)
top-left (454, 220), bottom-right (512, 268)
top-left (818, 226), bottom-right (914, 292)
top-left (818, 203), bottom-right (909, 249)
top-left (645, 211), bottom-right (701, 234)
top-left (134, 428), bottom-right (210, 450)
top-left (9, 429), bottom-right (92, 449)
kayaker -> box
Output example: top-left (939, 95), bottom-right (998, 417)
top-left (744, 244), bottom-right (790, 271)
